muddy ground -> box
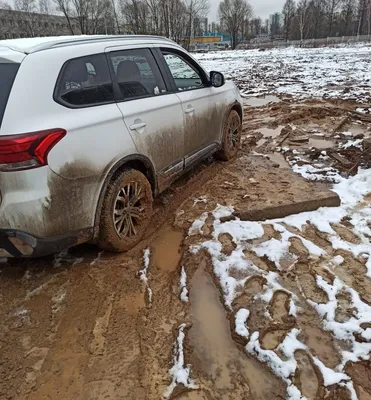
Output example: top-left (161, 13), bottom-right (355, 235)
top-left (1, 98), bottom-right (371, 400)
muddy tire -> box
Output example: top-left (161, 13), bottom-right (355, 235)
top-left (98, 169), bottom-right (153, 252)
top-left (216, 109), bottom-right (242, 161)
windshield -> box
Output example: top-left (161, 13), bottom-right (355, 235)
top-left (0, 63), bottom-right (19, 128)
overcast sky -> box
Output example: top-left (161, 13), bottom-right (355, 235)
top-left (209, 0), bottom-right (285, 22)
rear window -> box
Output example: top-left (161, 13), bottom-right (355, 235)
top-left (54, 54), bottom-right (114, 108)
top-left (0, 63), bottom-right (19, 127)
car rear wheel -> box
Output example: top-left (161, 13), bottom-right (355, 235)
top-left (98, 169), bottom-right (153, 252)
top-left (216, 109), bottom-right (242, 161)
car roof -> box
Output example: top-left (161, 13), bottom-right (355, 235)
top-left (0, 35), bottom-right (176, 55)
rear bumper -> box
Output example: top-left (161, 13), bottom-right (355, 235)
top-left (0, 228), bottom-right (94, 258)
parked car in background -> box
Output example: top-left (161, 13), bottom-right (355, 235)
top-left (0, 35), bottom-right (243, 257)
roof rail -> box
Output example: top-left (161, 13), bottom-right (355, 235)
top-left (31, 35), bottom-right (175, 53)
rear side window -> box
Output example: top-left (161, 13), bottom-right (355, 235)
top-left (108, 48), bottom-right (166, 100)
top-left (0, 63), bottom-right (19, 127)
top-left (55, 54), bottom-right (114, 107)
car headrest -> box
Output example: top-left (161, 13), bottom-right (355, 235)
top-left (65, 59), bottom-right (89, 84)
top-left (117, 60), bottom-right (141, 82)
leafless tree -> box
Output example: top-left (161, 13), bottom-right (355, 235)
top-left (53, 0), bottom-right (76, 33)
top-left (218, 0), bottom-right (252, 49)
top-left (325, 0), bottom-right (341, 36)
top-left (0, 0), bottom-right (12, 9)
top-left (282, 0), bottom-right (296, 40)
top-left (14, 0), bottom-right (40, 36)
top-left (183, 0), bottom-right (209, 49)
top-left (297, 0), bottom-right (310, 41)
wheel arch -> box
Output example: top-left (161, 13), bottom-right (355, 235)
top-left (93, 154), bottom-right (157, 238)
top-left (231, 102), bottom-right (243, 122)
top-left (219, 101), bottom-right (243, 145)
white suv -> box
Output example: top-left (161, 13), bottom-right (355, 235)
top-left (0, 35), bottom-right (243, 257)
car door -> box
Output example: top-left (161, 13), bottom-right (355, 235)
top-left (159, 48), bottom-right (226, 168)
top-left (105, 46), bottom-right (185, 188)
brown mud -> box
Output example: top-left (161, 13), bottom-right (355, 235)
top-left (1, 99), bottom-right (371, 399)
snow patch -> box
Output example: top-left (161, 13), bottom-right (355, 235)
top-left (138, 249), bottom-right (153, 305)
top-left (163, 324), bottom-right (197, 399)
top-left (235, 309), bottom-right (250, 338)
top-left (179, 266), bottom-right (189, 303)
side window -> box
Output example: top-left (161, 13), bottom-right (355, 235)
top-left (55, 54), bottom-right (114, 107)
top-left (108, 48), bottom-right (166, 100)
top-left (162, 52), bottom-right (205, 91)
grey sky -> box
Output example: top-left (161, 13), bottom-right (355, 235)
top-left (208, 0), bottom-right (285, 23)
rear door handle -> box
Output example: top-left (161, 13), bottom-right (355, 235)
top-left (185, 107), bottom-right (195, 114)
top-left (130, 122), bottom-right (147, 130)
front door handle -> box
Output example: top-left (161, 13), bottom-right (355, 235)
top-left (130, 122), bottom-right (147, 130)
top-left (185, 107), bottom-right (195, 114)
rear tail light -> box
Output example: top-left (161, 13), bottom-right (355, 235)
top-left (0, 129), bottom-right (66, 172)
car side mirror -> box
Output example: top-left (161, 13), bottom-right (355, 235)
top-left (210, 71), bottom-right (225, 88)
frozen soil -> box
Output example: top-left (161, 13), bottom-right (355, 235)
top-left (1, 99), bottom-right (371, 400)
top-left (195, 45), bottom-right (371, 102)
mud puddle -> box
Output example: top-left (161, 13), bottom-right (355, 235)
top-left (152, 227), bottom-right (184, 272)
top-left (268, 152), bottom-right (290, 168)
top-left (308, 138), bottom-right (334, 149)
top-left (256, 126), bottom-right (284, 147)
top-left (188, 262), bottom-right (282, 399)
top-left (244, 95), bottom-right (281, 107)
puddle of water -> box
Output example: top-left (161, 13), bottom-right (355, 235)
top-left (188, 262), bottom-right (282, 398)
top-left (268, 153), bottom-right (290, 169)
top-left (152, 228), bottom-right (183, 272)
top-left (308, 138), bottom-right (334, 149)
top-left (244, 96), bottom-right (281, 107)
top-left (257, 126), bottom-right (284, 147)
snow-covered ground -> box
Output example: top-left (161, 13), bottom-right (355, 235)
top-left (194, 45), bottom-right (371, 102)
top-left (191, 168), bottom-right (371, 399)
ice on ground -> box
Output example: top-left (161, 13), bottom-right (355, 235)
top-left (340, 139), bottom-right (364, 150)
top-left (179, 266), bottom-right (189, 303)
top-left (138, 249), bottom-right (153, 304)
top-left (190, 166), bottom-right (371, 399)
top-left (235, 308), bottom-right (250, 338)
top-left (193, 196), bottom-right (208, 206)
top-left (247, 329), bottom-right (306, 399)
top-left (90, 251), bottom-right (104, 266)
top-left (194, 45), bottom-right (371, 102)
top-left (188, 212), bottom-right (208, 235)
top-left (312, 357), bottom-right (350, 386)
top-left (163, 324), bottom-right (198, 399)
top-left (53, 249), bottom-right (84, 268)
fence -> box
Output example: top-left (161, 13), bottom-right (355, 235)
top-left (240, 35), bottom-right (371, 50)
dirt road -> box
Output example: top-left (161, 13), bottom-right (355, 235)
top-left (1, 99), bottom-right (371, 400)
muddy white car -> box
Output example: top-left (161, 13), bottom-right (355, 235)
top-left (0, 35), bottom-right (243, 257)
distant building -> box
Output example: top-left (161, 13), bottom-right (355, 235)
top-left (0, 9), bottom-right (80, 39)
top-left (0, 8), bottom-right (116, 40)
top-left (194, 17), bottom-right (208, 36)
top-left (269, 12), bottom-right (282, 37)
top-left (255, 33), bottom-right (270, 42)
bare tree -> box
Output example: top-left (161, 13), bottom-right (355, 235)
top-left (14, 0), bottom-right (39, 37)
top-left (297, 0), bottom-right (310, 41)
top-left (282, 0), bottom-right (296, 41)
top-left (340, 0), bottom-right (357, 36)
top-left (356, 0), bottom-right (367, 35)
top-left (218, 0), bottom-right (252, 49)
top-left (53, 0), bottom-right (76, 34)
top-left (307, 0), bottom-right (325, 38)
top-left (183, 0), bottom-right (209, 49)
top-left (0, 0), bottom-right (12, 8)
top-left (325, 0), bottom-right (341, 36)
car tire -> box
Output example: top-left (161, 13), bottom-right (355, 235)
top-left (216, 109), bottom-right (242, 161)
top-left (98, 169), bottom-right (153, 252)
